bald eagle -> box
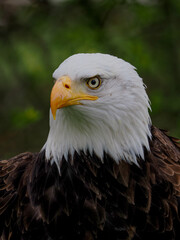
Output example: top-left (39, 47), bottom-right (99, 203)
top-left (0, 53), bottom-right (180, 240)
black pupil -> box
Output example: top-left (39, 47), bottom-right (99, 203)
top-left (91, 79), bottom-right (97, 85)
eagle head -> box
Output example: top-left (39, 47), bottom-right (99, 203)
top-left (45, 53), bottom-right (151, 167)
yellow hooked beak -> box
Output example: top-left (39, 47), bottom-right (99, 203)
top-left (50, 76), bottom-right (98, 120)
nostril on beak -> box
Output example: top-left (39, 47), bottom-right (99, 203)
top-left (64, 84), bottom-right (70, 89)
top-left (59, 76), bottom-right (72, 89)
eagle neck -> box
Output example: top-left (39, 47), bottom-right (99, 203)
top-left (44, 104), bottom-right (151, 168)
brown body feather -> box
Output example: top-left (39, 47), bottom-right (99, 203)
top-left (0, 126), bottom-right (180, 240)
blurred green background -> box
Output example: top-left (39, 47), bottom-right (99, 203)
top-left (0, 0), bottom-right (180, 159)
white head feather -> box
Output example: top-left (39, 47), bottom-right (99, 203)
top-left (44, 53), bottom-right (151, 167)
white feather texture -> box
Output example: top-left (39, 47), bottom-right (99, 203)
top-left (44, 53), bottom-right (152, 167)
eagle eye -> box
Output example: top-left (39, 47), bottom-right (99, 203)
top-left (86, 76), bottom-right (101, 89)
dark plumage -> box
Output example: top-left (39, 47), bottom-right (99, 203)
top-left (0, 126), bottom-right (180, 240)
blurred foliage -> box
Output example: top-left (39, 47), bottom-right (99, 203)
top-left (0, 0), bottom-right (179, 158)
top-left (10, 106), bottom-right (41, 129)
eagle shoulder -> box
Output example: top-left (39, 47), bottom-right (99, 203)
top-left (0, 152), bottom-right (43, 240)
top-left (149, 126), bottom-right (180, 196)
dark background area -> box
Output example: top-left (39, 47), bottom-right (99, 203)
top-left (0, 0), bottom-right (180, 159)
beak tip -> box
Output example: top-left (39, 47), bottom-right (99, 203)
top-left (51, 108), bottom-right (57, 120)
